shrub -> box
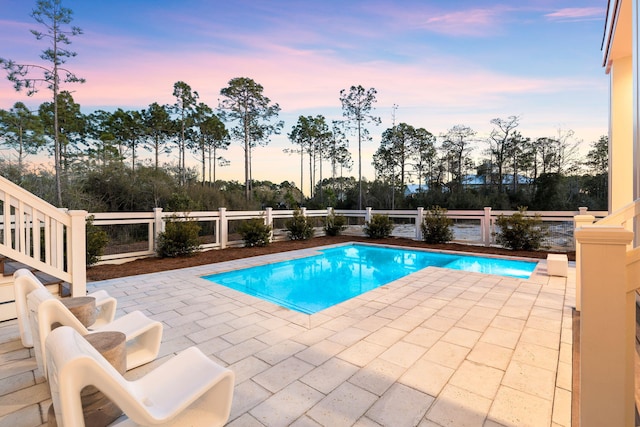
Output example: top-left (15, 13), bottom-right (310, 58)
top-left (494, 207), bottom-right (549, 251)
top-left (324, 209), bottom-right (347, 236)
top-left (364, 214), bottom-right (394, 239)
top-left (285, 209), bottom-right (315, 240)
top-left (421, 206), bottom-right (453, 244)
top-left (237, 218), bottom-right (272, 247)
top-left (156, 215), bottom-right (202, 257)
top-left (86, 215), bottom-right (109, 266)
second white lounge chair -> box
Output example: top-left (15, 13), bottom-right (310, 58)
top-left (27, 287), bottom-right (163, 378)
top-left (46, 326), bottom-right (234, 427)
top-left (14, 268), bottom-right (117, 347)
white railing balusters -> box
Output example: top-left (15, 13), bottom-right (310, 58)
top-left (0, 175), bottom-right (87, 303)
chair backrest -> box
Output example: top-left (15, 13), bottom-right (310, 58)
top-left (46, 326), bottom-right (132, 427)
top-left (27, 288), bottom-right (89, 378)
top-left (13, 269), bottom-right (45, 347)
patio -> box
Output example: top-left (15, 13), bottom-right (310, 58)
top-left (0, 245), bottom-right (574, 426)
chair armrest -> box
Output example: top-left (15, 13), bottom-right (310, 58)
top-left (87, 290), bottom-right (117, 326)
top-left (129, 347), bottom-right (233, 421)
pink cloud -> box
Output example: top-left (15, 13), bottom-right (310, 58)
top-left (545, 7), bottom-right (605, 22)
top-left (420, 8), bottom-right (505, 37)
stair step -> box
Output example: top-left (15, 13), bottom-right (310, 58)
top-left (0, 258), bottom-right (70, 298)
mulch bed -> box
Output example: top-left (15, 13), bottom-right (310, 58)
top-left (87, 235), bottom-right (573, 282)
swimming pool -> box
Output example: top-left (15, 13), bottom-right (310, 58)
top-left (203, 244), bottom-right (537, 314)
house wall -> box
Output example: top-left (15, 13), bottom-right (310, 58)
top-left (609, 55), bottom-right (634, 212)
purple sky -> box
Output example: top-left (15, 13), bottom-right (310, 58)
top-left (0, 0), bottom-right (608, 188)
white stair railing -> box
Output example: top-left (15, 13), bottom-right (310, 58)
top-left (0, 174), bottom-right (86, 297)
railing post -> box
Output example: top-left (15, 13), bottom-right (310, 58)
top-left (573, 214), bottom-right (596, 311)
top-left (67, 210), bottom-right (87, 298)
top-left (365, 207), bottom-right (372, 223)
top-left (153, 208), bottom-right (163, 252)
top-left (219, 207), bottom-right (227, 249)
top-left (483, 207), bottom-right (492, 247)
top-left (416, 207), bottom-right (424, 240)
top-left (575, 226), bottom-right (634, 427)
top-left (266, 207), bottom-right (273, 242)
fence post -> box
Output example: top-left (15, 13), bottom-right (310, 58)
top-left (573, 214), bottom-right (596, 311)
top-left (483, 207), bottom-right (492, 247)
top-left (365, 207), bottom-right (372, 223)
top-left (153, 208), bottom-right (163, 252)
top-left (68, 210), bottom-right (87, 298)
top-left (219, 207), bottom-right (227, 249)
top-left (265, 207), bottom-right (274, 242)
top-left (575, 226), bottom-right (634, 427)
top-left (416, 207), bottom-right (424, 240)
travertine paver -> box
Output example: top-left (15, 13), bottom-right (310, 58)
top-left (307, 382), bottom-right (378, 426)
top-left (0, 246), bottom-right (574, 426)
top-left (426, 384), bottom-right (492, 426)
top-left (349, 358), bottom-right (405, 396)
top-left (366, 383), bottom-right (433, 427)
top-left (489, 386), bottom-right (553, 427)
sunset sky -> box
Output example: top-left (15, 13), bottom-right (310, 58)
top-left (0, 0), bottom-right (608, 190)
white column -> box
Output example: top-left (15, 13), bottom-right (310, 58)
top-left (575, 226), bottom-right (634, 427)
top-left (483, 207), bottom-right (492, 246)
top-left (573, 214), bottom-right (596, 311)
top-left (219, 207), bottom-right (227, 249)
top-left (153, 208), bottom-right (163, 252)
top-left (415, 207), bottom-right (424, 240)
top-left (68, 210), bottom-right (87, 297)
top-left (610, 56), bottom-right (634, 212)
top-left (266, 207), bottom-right (273, 242)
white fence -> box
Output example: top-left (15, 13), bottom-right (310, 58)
top-left (90, 206), bottom-right (608, 265)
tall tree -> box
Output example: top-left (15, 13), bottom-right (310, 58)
top-left (552, 128), bottom-right (581, 175)
top-left (339, 85), bottom-right (380, 209)
top-left (172, 81), bottom-right (199, 185)
top-left (288, 116), bottom-right (313, 200)
top-left (584, 135), bottom-right (608, 206)
top-left (85, 110), bottom-right (122, 168)
top-left (288, 115), bottom-right (330, 200)
top-left (372, 144), bottom-right (398, 208)
top-left (193, 102), bottom-right (229, 186)
top-left (378, 123), bottom-right (421, 196)
top-left (108, 109), bottom-right (145, 175)
top-left (0, 102), bottom-right (44, 176)
top-left (328, 120), bottom-right (351, 183)
top-left (441, 124), bottom-right (476, 192)
top-left (0, 0), bottom-right (84, 206)
top-left (411, 127), bottom-right (438, 192)
top-left (219, 77), bottom-right (283, 201)
top-left (38, 91), bottom-right (85, 177)
top-left (487, 116), bottom-right (519, 193)
top-left (142, 102), bottom-right (174, 171)
top-left (505, 131), bottom-right (532, 193)
top-left (585, 135), bottom-right (608, 175)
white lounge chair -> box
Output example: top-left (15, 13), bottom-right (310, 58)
top-left (14, 268), bottom-right (117, 347)
top-left (46, 326), bottom-right (234, 427)
top-left (27, 288), bottom-right (163, 377)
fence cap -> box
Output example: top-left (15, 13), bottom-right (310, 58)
top-left (574, 226), bottom-right (633, 244)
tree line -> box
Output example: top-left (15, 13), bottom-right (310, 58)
top-left (0, 0), bottom-right (608, 213)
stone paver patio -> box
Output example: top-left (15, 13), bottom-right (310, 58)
top-left (0, 243), bottom-right (574, 426)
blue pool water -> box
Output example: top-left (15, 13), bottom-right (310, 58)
top-left (203, 244), bottom-right (537, 314)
